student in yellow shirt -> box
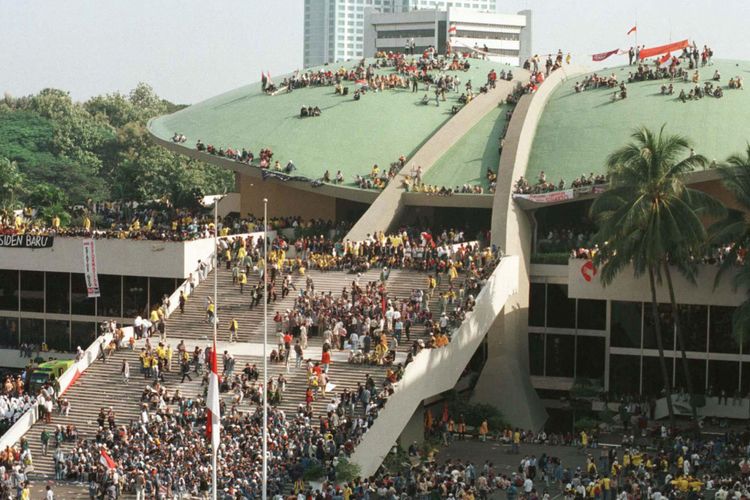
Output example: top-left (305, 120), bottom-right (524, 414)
top-left (229, 318), bottom-right (239, 343)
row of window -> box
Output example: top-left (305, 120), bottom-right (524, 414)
top-left (529, 333), bottom-right (750, 395)
top-left (0, 270), bottom-right (178, 319)
top-left (529, 284), bottom-right (740, 353)
top-left (376, 29), bottom-right (435, 39)
top-left (0, 317), bottom-right (97, 352)
top-left (453, 29), bottom-right (519, 41)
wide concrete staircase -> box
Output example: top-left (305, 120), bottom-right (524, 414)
top-left (24, 345), bottom-right (209, 478)
top-left (23, 265), bottom-right (463, 479)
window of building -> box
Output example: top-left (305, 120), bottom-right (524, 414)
top-left (678, 304), bottom-right (707, 352)
top-left (741, 362), bottom-right (750, 394)
top-left (610, 301), bottom-right (641, 348)
top-left (576, 336), bottom-right (605, 380)
top-left (709, 306), bottom-right (739, 353)
top-left (20, 271), bottom-right (44, 312)
top-left (546, 284), bottom-right (575, 329)
top-left (641, 355), bottom-right (673, 396)
top-left (708, 359), bottom-right (740, 394)
top-left (71, 273), bottom-right (95, 316)
top-left (0, 317), bottom-right (18, 348)
top-left (20, 317), bottom-right (44, 345)
top-left (46, 272), bottom-right (70, 314)
top-left (46, 319), bottom-right (70, 352)
top-left (71, 321), bottom-right (96, 350)
top-left (123, 276), bottom-right (148, 318)
top-left (609, 354), bottom-right (640, 395)
top-left (545, 334), bottom-right (575, 377)
top-left (673, 358), bottom-right (706, 394)
top-left (643, 303), bottom-right (674, 350)
top-left (0, 270), bottom-right (18, 311)
top-left (97, 275), bottom-right (122, 318)
top-left (528, 283), bottom-right (545, 327)
top-left (529, 333), bottom-right (544, 376)
top-left (577, 299), bottom-right (606, 331)
top-left (150, 278), bottom-right (177, 311)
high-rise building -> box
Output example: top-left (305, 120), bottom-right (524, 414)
top-left (303, 0), bottom-right (499, 68)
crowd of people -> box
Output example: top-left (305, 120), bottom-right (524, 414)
top-left (0, 378), bottom-right (35, 432)
top-left (36, 224), bottom-right (501, 498)
top-left (574, 43), bottom-right (745, 105)
top-left (354, 156), bottom-right (407, 191)
top-left (514, 171), bottom-right (608, 195)
top-left (0, 203), bottom-right (226, 241)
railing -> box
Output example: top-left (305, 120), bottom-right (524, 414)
top-left (0, 250), bottom-right (224, 451)
top-left (350, 255), bottom-right (520, 476)
top-left (653, 394), bottom-right (750, 421)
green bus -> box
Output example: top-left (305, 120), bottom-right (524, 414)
top-left (28, 359), bottom-right (75, 394)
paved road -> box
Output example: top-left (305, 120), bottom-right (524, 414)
top-left (436, 440), bottom-right (592, 499)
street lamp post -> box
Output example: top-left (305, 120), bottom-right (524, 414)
top-left (262, 197), bottom-right (268, 500)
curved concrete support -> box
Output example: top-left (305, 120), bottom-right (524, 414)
top-left (344, 72), bottom-right (529, 241)
top-left (350, 256), bottom-right (519, 477)
top-left (472, 65), bottom-right (589, 430)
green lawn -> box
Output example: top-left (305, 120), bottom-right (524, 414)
top-left (423, 104), bottom-right (510, 190)
top-left (527, 59), bottom-right (750, 183)
top-left (149, 58), bottom-right (513, 188)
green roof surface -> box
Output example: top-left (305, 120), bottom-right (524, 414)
top-left (528, 59), bottom-right (750, 183)
top-left (423, 103), bottom-right (510, 190)
top-left (149, 58), bottom-right (513, 188)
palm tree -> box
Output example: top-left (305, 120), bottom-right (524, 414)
top-left (712, 144), bottom-right (750, 344)
top-left (590, 126), bottom-right (721, 427)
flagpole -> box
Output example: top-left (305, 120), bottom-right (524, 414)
top-left (212, 198), bottom-right (218, 500)
top-left (262, 197), bottom-right (268, 500)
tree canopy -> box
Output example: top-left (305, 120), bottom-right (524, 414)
top-left (0, 83), bottom-right (233, 216)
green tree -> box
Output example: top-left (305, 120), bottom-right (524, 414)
top-left (712, 144), bottom-right (750, 344)
top-left (0, 156), bottom-right (24, 210)
top-left (590, 126), bottom-right (721, 426)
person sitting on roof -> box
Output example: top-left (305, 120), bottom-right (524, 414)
top-left (300, 106), bottom-right (309, 118)
top-left (335, 170), bottom-right (344, 184)
top-left (713, 69), bottom-right (721, 81)
top-left (285, 161), bottom-right (296, 174)
top-left (323, 170), bottom-right (331, 183)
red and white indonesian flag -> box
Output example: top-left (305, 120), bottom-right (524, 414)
top-left (448, 24), bottom-right (457, 35)
top-left (658, 52), bottom-right (672, 69)
top-left (639, 39), bottom-right (689, 60)
top-left (206, 341), bottom-right (220, 451)
top-left (100, 448), bottom-right (116, 469)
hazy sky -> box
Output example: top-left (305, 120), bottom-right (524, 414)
top-left (2, 0), bottom-right (749, 104)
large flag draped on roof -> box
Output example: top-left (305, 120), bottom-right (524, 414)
top-left (639, 39), bottom-right (689, 60)
top-left (206, 341), bottom-right (220, 452)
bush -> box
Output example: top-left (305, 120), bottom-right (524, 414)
top-left (445, 393), bottom-right (507, 430)
top-left (302, 462), bottom-right (325, 482)
top-left (335, 459), bottom-right (361, 483)
top-left (382, 445), bottom-right (412, 476)
top-left (574, 416), bottom-right (599, 431)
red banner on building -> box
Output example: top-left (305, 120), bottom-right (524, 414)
top-left (592, 48), bottom-right (619, 62)
top-left (639, 39), bottom-right (689, 60)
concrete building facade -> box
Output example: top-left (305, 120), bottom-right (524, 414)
top-left (363, 6), bottom-right (531, 65)
top-left (303, 0), bottom-right (510, 67)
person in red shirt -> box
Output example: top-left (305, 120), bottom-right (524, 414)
top-left (321, 347), bottom-right (331, 374)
